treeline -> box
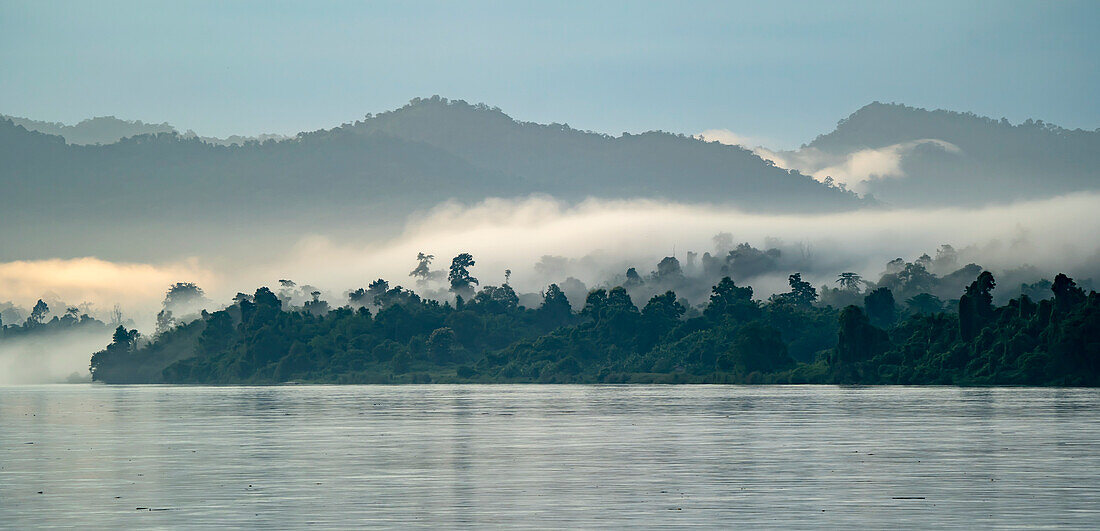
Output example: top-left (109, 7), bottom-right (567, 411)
top-left (89, 263), bottom-right (1099, 385)
top-left (0, 298), bottom-right (107, 340)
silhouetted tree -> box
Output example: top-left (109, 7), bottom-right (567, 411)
top-left (448, 253), bottom-right (478, 298)
top-left (25, 299), bottom-right (48, 327)
top-left (906, 293), bottom-right (945, 315)
top-left (537, 284), bottom-right (572, 328)
top-left (837, 272), bottom-right (863, 292)
top-left (864, 287), bottom-right (898, 328)
top-left (834, 306), bottom-right (889, 379)
top-left (959, 271), bottom-right (995, 341)
top-left (409, 252), bottom-right (435, 286)
top-left (771, 273), bottom-right (817, 307)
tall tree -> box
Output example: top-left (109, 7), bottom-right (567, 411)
top-left (837, 272), bottom-right (863, 292)
top-left (448, 253), bottom-right (479, 298)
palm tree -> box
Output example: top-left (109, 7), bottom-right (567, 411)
top-left (837, 272), bottom-right (863, 292)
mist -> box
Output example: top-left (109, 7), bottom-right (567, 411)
top-left (252, 192), bottom-right (1100, 300)
top-left (6, 192), bottom-right (1096, 327)
top-left (11, 193), bottom-right (1100, 307)
top-left (0, 327), bottom-right (113, 385)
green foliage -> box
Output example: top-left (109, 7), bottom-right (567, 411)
top-left (89, 272), bottom-right (1100, 386)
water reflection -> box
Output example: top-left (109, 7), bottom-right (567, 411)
top-left (1, 385), bottom-right (1099, 528)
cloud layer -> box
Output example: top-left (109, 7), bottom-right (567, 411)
top-left (3, 193), bottom-right (1099, 329)
top-left (698, 129), bottom-right (962, 193)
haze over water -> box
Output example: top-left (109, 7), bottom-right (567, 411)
top-left (2, 385), bottom-right (1098, 528)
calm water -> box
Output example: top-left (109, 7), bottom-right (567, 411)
top-left (1, 385), bottom-right (1099, 529)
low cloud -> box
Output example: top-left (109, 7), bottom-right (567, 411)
top-left (700, 127), bottom-right (962, 193)
top-left (2, 194), bottom-right (1099, 333)
top-left (0, 327), bottom-right (113, 384)
top-left (755, 140), bottom-right (961, 193)
top-left (696, 129), bottom-right (768, 149)
top-left (257, 193), bottom-right (1100, 301)
top-left (0, 257), bottom-right (215, 325)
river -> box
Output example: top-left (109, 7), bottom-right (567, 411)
top-left (2, 385), bottom-right (1098, 528)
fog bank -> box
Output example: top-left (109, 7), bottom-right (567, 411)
top-left (0, 327), bottom-right (113, 384)
top-left (2, 193), bottom-right (1099, 331)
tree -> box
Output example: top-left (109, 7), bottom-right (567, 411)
top-left (704, 277), bottom-right (758, 322)
top-left (25, 299), bottom-right (49, 327)
top-left (581, 289), bottom-right (608, 320)
top-left (277, 279), bottom-right (297, 302)
top-left (906, 293), bottom-right (944, 315)
top-left (538, 284), bottom-right (572, 327)
top-left (61, 307), bottom-right (80, 326)
top-left (837, 272), bottom-right (863, 292)
top-left (896, 262), bottom-right (936, 296)
top-left (642, 291), bottom-right (685, 330)
top-left (771, 273), bottom-right (817, 307)
top-left (653, 256), bottom-right (683, 283)
top-left (448, 253), bottom-right (479, 298)
top-left (864, 287), bottom-right (898, 328)
top-left (1052, 273), bottom-right (1086, 314)
top-left (111, 325), bottom-right (140, 350)
top-left (729, 321), bottom-right (792, 374)
top-left (472, 285), bottom-right (519, 313)
top-left (959, 271), bottom-right (995, 340)
top-left (303, 291), bottom-right (330, 315)
top-left (427, 327), bottom-right (458, 363)
top-left (834, 306), bottom-right (889, 374)
top-left (367, 279), bottom-right (390, 306)
top-left (409, 253), bottom-right (435, 286)
top-left (163, 282), bottom-right (206, 309)
top-left (198, 311), bottom-right (234, 355)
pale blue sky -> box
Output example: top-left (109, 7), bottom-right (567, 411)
top-left (2, 0), bottom-right (1097, 148)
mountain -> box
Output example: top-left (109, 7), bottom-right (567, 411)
top-left (1, 115), bottom-right (177, 145)
top-left (0, 98), bottom-right (861, 261)
top-left (767, 102), bottom-right (1100, 205)
top-left (1, 114), bottom-right (289, 146)
top-left (349, 97), bottom-right (858, 205)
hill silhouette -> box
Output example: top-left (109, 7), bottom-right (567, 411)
top-left (770, 102), bottom-right (1100, 205)
top-left (0, 97), bottom-right (861, 260)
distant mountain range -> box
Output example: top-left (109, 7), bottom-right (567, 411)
top-left (1, 97), bottom-right (1097, 260)
top-left (0, 114), bottom-right (289, 146)
top-left (0, 97), bottom-right (861, 260)
top-left (756, 102), bottom-right (1100, 205)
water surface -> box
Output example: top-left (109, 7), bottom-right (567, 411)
top-left (2, 385), bottom-right (1098, 528)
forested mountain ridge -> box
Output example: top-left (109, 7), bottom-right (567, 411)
top-left (784, 102), bottom-right (1100, 205)
top-left (0, 98), bottom-right (863, 260)
top-left (347, 97), bottom-right (859, 206)
top-left (0, 97), bottom-right (864, 221)
top-left (0, 114), bottom-right (288, 146)
top-left (0, 115), bottom-right (177, 145)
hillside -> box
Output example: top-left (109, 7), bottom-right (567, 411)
top-left (780, 102), bottom-right (1100, 205)
top-left (1, 114), bottom-right (289, 146)
top-left (350, 97), bottom-right (859, 206)
top-left (0, 99), bottom-right (862, 261)
top-left (0, 115), bottom-right (177, 145)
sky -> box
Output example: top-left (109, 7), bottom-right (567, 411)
top-left (2, 0), bottom-right (1098, 148)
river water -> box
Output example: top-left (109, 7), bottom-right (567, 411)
top-left (1, 385), bottom-right (1098, 528)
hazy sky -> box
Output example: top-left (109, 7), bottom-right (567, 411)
top-left (2, 0), bottom-right (1098, 148)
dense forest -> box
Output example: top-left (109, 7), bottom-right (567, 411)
top-left (89, 251), bottom-right (1100, 386)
